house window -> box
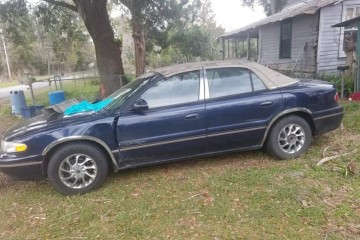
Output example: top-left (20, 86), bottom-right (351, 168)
top-left (279, 20), bottom-right (292, 59)
top-left (345, 6), bottom-right (360, 21)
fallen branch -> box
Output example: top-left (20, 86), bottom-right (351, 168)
top-left (317, 150), bottom-right (357, 166)
top-left (188, 192), bottom-right (208, 199)
top-left (322, 146), bottom-right (330, 158)
top-left (324, 229), bottom-right (342, 240)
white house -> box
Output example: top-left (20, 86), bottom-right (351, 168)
top-left (219, 0), bottom-right (360, 76)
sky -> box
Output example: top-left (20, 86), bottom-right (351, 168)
top-left (210, 0), bottom-right (266, 32)
top-left (24, 0), bottom-right (266, 33)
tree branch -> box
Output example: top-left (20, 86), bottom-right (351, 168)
top-left (43, 0), bottom-right (78, 12)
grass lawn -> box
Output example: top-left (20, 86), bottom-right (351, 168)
top-left (0, 102), bottom-right (360, 239)
top-left (0, 78), bottom-right (48, 89)
top-left (0, 81), bottom-right (18, 88)
top-left (31, 79), bottom-right (100, 106)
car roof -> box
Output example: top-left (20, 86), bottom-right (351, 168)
top-left (153, 60), bottom-right (299, 90)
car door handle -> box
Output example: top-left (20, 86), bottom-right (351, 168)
top-left (259, 101), bottom-right (273, 106)
top-left (184, 114), bottom-right (200, 120)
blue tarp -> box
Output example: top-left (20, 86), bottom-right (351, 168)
top-left (64, 98), bottom-right (113, 116)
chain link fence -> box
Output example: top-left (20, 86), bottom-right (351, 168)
top-left (0, 73), bottom-right (134, 116)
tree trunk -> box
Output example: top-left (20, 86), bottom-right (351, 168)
top-left (270, 0), bottom-right (276, 15)
top-left (118, 0), bottom-right (145, 76)
top-left (74, 0), bottom-right (124, 97)
top-left (132, 21), bottom-right (146, 76)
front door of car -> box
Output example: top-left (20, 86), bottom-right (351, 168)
top-left (117, 70), bottom-right (207, 166)
top-left (204, 67), bottom-right (283, 152)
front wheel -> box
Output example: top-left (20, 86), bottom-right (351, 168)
top-left (265, 116), bottom-right (312, 160)
top-left (47, 142), bottom-right (109, 195)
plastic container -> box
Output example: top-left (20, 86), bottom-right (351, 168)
top-left (20, 105), bottom-right (44, 119)
top-left (48, 91), bottom-right (65, 105)
top-left (349, 92), bottom-right (360, 101)
top-left (10, 90), bottom-right (27, 115)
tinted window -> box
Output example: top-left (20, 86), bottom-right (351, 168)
top-left (141, 71), bottom-right (200, 108)
top-left (207, 68), bottom-right (253, 98)
top-left (251, 73), bottom-right (266, 91)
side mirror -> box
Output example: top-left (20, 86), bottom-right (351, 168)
top-left (132, 99), bottom-right (149, 112)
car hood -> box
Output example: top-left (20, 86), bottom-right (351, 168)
top-left (3, 111), bottom-right (111, 141)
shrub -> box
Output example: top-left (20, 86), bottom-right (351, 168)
top-left (317, 74), bottom-right (354, 97)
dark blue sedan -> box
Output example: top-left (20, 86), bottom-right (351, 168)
top-left (0, 61), bottom-right (344, 195)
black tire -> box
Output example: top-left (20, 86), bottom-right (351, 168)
top-left (47, 142), bottom-right (109, 195)
top-left (265, 115), bottom-right (312, 160)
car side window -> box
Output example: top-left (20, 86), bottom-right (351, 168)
top-left (251, 73), bottom-right (266, 91)
top-left (207, 68), bottom-right (253, 98)
top-left (141, 71), bottom-right (200, 109)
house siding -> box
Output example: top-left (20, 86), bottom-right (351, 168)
top-left (259, 13), bottom-right (319, 76)
top-left (286, 0), bottom-right (302, 7)
top-left (317, 0), bottom-right (360, 75)
top-left (317, 2), bottom-right (345, 74)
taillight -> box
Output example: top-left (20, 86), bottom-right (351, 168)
top-left (334, 93), bottom-right (339, 102)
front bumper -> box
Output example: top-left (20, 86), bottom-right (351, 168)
top-left (0, 153), bottom-right (44, 180)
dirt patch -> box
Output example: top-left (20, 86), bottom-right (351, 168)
top-left (0, 173), bottom-right (18, 189)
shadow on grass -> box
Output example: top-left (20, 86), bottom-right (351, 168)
top-left (0, 146), bottom-right (308, 194)
top-left (105, 149), bottom-right (281, 184)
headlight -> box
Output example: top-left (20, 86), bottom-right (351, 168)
top-left (1, 140), bottom-right (27, 153)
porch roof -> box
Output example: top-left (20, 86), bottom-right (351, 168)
top-left (221, 0), bottom-right (343, 39)
top-left (332, 16), bottom-right (360, 28)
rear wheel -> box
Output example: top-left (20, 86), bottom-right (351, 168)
top-left (47, 142), bottom-right (109, 195)
top-left (266, 116), bottom-right (312, 159)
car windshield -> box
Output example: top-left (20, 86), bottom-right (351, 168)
top-left (104, 72), bottom-right (158, 110)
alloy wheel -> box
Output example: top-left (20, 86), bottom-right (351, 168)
top-left (58, 154), bottom-right (98, 189)
top-left (278, 124), bottom-right (306, 154)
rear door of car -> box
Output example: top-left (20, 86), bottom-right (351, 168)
top-left (204, 67), bottom-right (283, 152)
top-left (117, 70), bottom-right (207, 165)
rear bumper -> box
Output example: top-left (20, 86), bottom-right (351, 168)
top-left (313, 107), bottom-right (344, 135)
top-left (0, 154), bottom-right (44, 180)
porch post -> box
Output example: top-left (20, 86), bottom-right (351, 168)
top-left (357, 21), bottom-right (360, 92)
top-left (257, 28), bottom-right (262, 63)
top-left (242, 39), bottom-right (245, 57)
top-left (247, 31), bottom-right (251, 60)
top-left (222, 37), bottom-right (225, 59)
top-left (233, 38), bottom-right (236, 58)
top-left (228, 38), bottom-right (230, 58)
top-left (235, 37), bottom-right (238, 58)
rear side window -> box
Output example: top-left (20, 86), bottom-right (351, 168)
top-left (206, 68), bottom-right (266, 98)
